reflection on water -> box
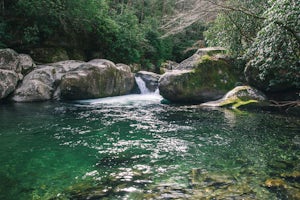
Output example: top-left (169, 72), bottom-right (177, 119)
top-left (0, 94), bottom-right (299, 199)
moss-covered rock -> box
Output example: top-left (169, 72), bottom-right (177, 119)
top-left (201, 86), bottom-right (268, 109)
top-left (176, 47), bottom-right (226, 70)
top-left (159, 54), bottom-right (238, 103)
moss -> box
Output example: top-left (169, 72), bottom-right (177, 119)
top-left (232, 99), bottom-right (258, 109)
top-left (206, 50), bottom-right (227, 56)
top-left (189, 55), bottom-right (237, 92)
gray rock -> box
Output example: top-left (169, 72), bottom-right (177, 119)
top-left (59, 61), bottom-right (135, 100)
top-left (136, 71), bottom-right (161, 93)
top-left (12, 60), bottom-right (84, 102)
top-left (116, 63), bottom-right (132, 73)
top-left (17, 54), bottom-right (36, 76)
top-left (177, 47), bottom-right (226, 70)
top-left (0, 49), bottom-right (19, 71)
top-left (88, 59), bottom-right (116, 68)
top-left (0, 49), bottom-right (37, 100)
top-left (0, 70), bottom-right (19, 99)
top-left (12, 66), bottom-right (57, 102)
top-left (11, 56), bottom-right (135, 101)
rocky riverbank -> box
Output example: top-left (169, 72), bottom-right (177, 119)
top-left (0, 48), bottom-right (299, 114)
top-left (0, 49), bottom-right (136, 102)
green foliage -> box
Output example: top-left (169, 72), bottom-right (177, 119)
top-left (204, 0), bottom-right (267, 57)
top-left (24, 25), bottom-right (40, 44)
top-left (205, 0), bottom-right (300, 90)
top-left (168, 21), bottom-right (207, 62)
top-left (1, 0), bottom-right (207, 69)
top-left (0, 20), bottom-right (7, 48)
top-left (107, 8), bottom-right (143, 63)
top-left (245, 0), bottom-right (300, 89)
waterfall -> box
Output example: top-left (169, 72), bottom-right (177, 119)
top-left (135, 77), bottom-right (151, 94)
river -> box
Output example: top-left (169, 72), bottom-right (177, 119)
top-left (0, 93), bottom-right (299, 199)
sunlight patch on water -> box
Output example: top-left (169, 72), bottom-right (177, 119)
top-left (74, 94), bottom-right (163, 106)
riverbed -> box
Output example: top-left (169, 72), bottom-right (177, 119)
top-left (0, 94), bottom-right (299, 199)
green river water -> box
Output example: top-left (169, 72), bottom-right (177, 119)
top-left (0, 94), bottom-right (299, 200)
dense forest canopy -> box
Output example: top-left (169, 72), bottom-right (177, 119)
top-left (0, 0), bottom-right (214, 72)
top-left (0, 0), bottom-right (299, 89)
top-left (205, 0), bottom-right (300, 91)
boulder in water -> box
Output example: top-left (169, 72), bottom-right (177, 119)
top-left (12, 60), bottom-right (84, 102)
top-left (159, 54), bottom-right (238, 103)
top-left (12, 59), bottom-right (135, 101)
top-left (59, 61), bottom-right (135, 100)
top-left (201, 86), bottom-right (268, 109)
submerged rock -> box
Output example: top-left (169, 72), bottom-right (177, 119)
top-left (265, 178), bottom-right (287, 188)
top-left (201, 86), bottom-right (268, 109)
top-left (159, 54), bottom-right (238, 103)
top-left (189, 168), bottom-right (257, 200)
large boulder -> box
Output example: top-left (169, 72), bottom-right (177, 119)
top-left (159, 54), bottom-right (238, 103)
top-left (136, 71), bottom-right (161, 93)
top-left (0, 49), bottom-right (36, 100)
top-left (12, 59), bottom-right (135, 102)
top-left (201, 86), bottom-right (268, 109)
top-left (12, 60), bottom-right (83, 102)
top-left (59, 60), bottom-right (135, 100)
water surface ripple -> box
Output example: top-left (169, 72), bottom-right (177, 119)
top-left (0, 94), bottom-right (299, 199)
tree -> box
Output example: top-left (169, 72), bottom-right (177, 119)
top-left (245, 0), bottom-right (300, 91)
top-left (204, 0), bottom-right (269, 57)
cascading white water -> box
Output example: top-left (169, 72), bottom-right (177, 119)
top-left (135, 76), bottom-right (151, 94)
top-left (75, 76), bottom-right (162, 106)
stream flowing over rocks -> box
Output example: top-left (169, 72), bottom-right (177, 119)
top-left (1, 47), bottom-right (298, 112)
